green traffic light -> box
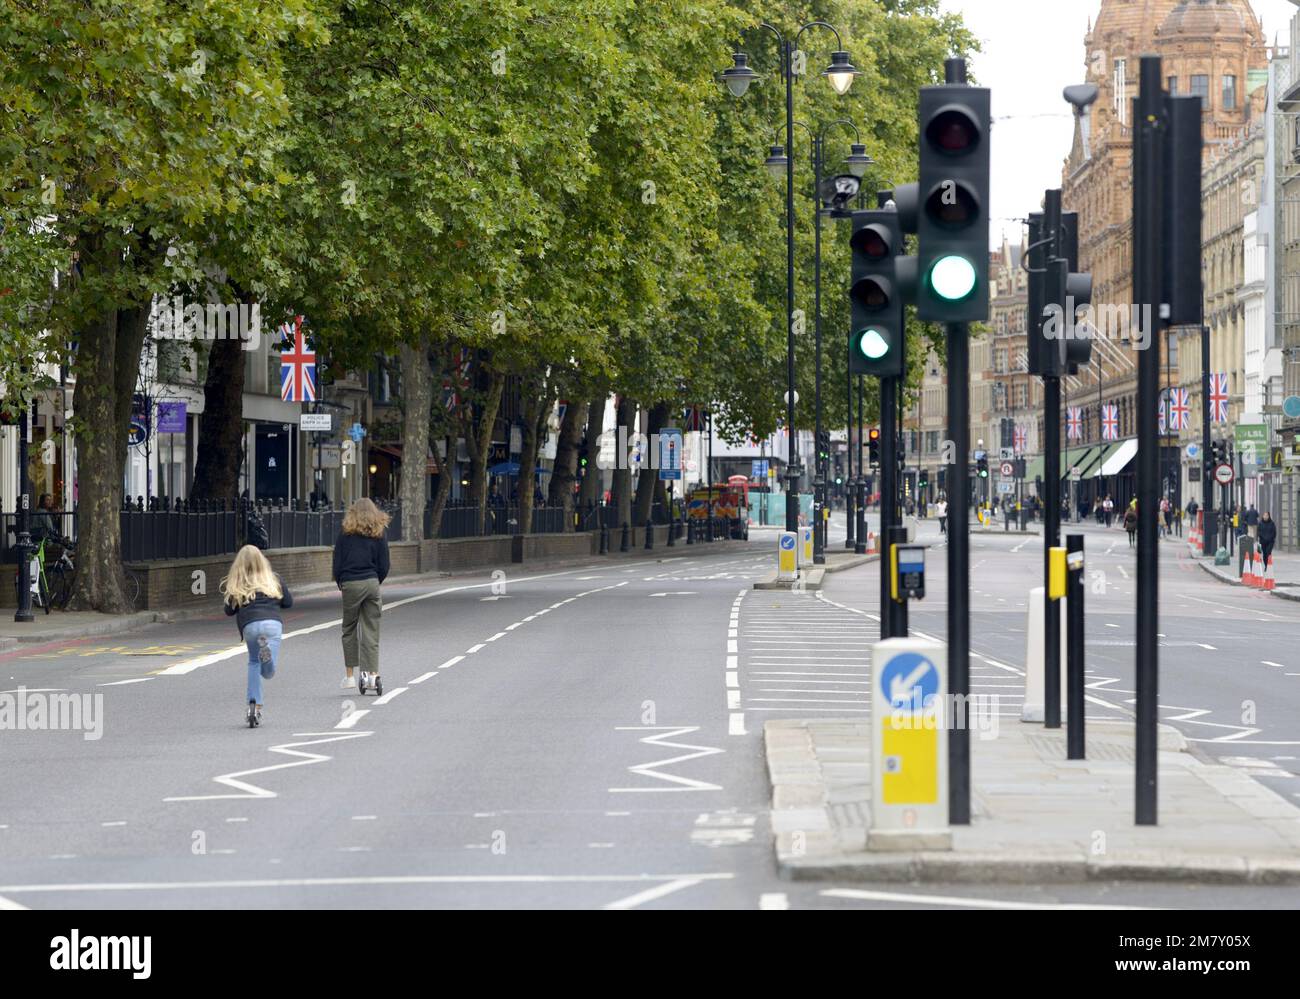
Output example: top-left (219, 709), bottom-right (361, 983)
top-left (930, 254), bottom-right (978, 301)
top-left (855, 327), bottom-right (890, 360)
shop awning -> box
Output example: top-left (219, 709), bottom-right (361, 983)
top-left (1096, 438), bottom-right (1138, 477)
top-left (1060, 445), bottom-right (1101, 478)
top-left (1024, 455), bottom-right (1044, 482)
top-left (370, 444), bottom-right (439, 474)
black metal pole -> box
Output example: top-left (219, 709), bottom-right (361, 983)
top-left (855, 376), bottom-right (866, 554)
top-left (1043, 190), bottom-right (1063, 731)
top-left (813, 134), bottom-right (826, 564)
top-left (1067, 532), bottom-right (1085, 759)
top-left (947, 321), bottom-right (970, 824)
top-left (887, 524), bottom-right (909, 637)
top-left (1134, 54), bottom-right (1164, 826)
top-left (845, 337), bottom-right (856, 549)
top-left (880, 375), bottom-right (897, 638)
top-left (783, 38), bottom-right (799, 535)
top-left (14, 401), bottom-right (34, 622)
top-left (707, 408), bottom-right (714, 542)
top-left (1201, 324), bottom-right (1214, 554)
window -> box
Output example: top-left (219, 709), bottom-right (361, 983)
top-left (927, 431), bottom-right (939, 454)
top-left (1167, 75), bottom-right (1178, 94)
top-left (1190, 75), bottom-right (1209, 101)
top-left (1222, 75), bottom-right (1237, 110)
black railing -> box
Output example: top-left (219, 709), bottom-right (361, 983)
top-left (2, 511), bottom-right (79, 563)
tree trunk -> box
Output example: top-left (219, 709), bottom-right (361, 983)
top-left (612, 396), bottom-right (634, 529)
top-left (578, 393), bottom-right (605, 515)
top-left (397, 339), bottom-right (433, 541)
top-left (515, 379), bottom-right (553, 536)
top-left (190, 309), bottom-right (249, 504)
top-left (428, 435), bottom-right (453, 538)
top-left (548, 399), bottom-right (588, 530)
top-left (464, 368), bottom-right (504, 533)
top-left (633, 401), bottom-right (668, 525)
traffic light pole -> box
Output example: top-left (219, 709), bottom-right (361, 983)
top-left (1201, 324), bottom-right (1214, 555)
top-left (14, 402), bottom-right (34, 623)
top-left (855, 376), bottom-right (867, 554)
top-left (880, 374), bottom-right (899, 637)
top-left (946, 321), bottom-right (971, 825)
top-left (845, 358), bottom-right (855, 549)
top-left (813, 134), bottom-right (826, 564)
top-left (1133, 55), bottom-right (1164, 826)
top-left (781, 37), bottom-right (800, 536)
top-left (1042, 191), bottom-right (1063, 731)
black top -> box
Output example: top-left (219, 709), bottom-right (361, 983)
top-left (1258, 519), bottom-right (1277, 545)
top-left (333, 532), bottom-right (390, 584)
top-left (224, 577), bottom-right (293, 638)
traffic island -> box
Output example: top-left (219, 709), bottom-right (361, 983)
top-left (765, 717), bottom-right (1300, 884)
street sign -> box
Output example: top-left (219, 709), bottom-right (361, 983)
top-left (300, 413), bottom-right (332, 432)
top-left (1283, 396), bottom-right (1300, 420)
top-left (871, 639), bottom-right (948, 847)
top-left (1185, 442), bottom-right (1199, 460)
top-left (1235, 424), bottom-right (1268, 476)
top-left (314, 443), bottom-right (341, 469)
top-left (777, 532), bottom-right (797, 581)
top-left (752, 458), bottom-right (769, 480)
top-left (156, 401), bottom-right (187, 434)
top-left (999, 447), bottom-right (1014, 461)
top-left (799, 526), bottom-right (813, 567)
top-left (1214, 463), bottom-right (1235, 486)
top-left (659, 428), bottom-right (683, 481)
top-left (1000, 461), bottom-right (1014, 477)
top-left (348, 422), bottom-right (366, 443)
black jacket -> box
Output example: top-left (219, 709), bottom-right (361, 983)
top-left (1258, 519), bottom-right (1278, 546)
top-left (333, 532), bottom-right (390, 584)
top-left (224, 577), bottom-right (293, 638)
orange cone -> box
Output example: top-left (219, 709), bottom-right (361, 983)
top-left (1244, 551), bottom-right (1257, 587)
top-left (1264, 554), bottom-right (1276, 591)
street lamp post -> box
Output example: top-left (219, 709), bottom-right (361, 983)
top-left (721, 22), bottom-right (857, 534)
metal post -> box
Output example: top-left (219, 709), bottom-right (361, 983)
top-left (855, 376), bottom-right (867, 554)
top-left (845, 354), bottom-right (856, 548)
top-left (1201, 324), bottom-right (1215, 554)
top-left (947, 321), bottom-right (970, 824)
top-left (1067, 533), bottom-right (1086, 759)
top-left (14, 402), bottom-right (34, 622)
top-left (706, 408), bottom-right (714, 542)
top-left (813, 134), bottom-right (826, 565)
top-left (1133, 55), bottom-right (1164, 826)
top-left (880, 375), bottom-right (899, 637)
top-left (783, 37), bottom-right (799, 535)
top-left (1043, 189), bottom-right (1063, 731)
top-left (887, 524), bottom-right (909, 637)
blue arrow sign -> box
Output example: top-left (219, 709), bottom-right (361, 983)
top-left (879, 652), bottom-right (939, 711)
top-left (780, 535), bottom-right (795, 550)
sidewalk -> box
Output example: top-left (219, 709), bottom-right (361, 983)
top-left (767, 717), bottom-right (1300, 884)
top-left (1192, 552), bottom-right (1300, 602)
top-left (0, 535), bottom-right (749, 649)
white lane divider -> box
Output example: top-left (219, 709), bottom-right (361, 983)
top-left (371, 687), bottom-right (407, 706)
top-left (335, 710), bottom-right (370, 730)
top-left (408, 671), bottom-right (437, 684)
top-left (165, 731), bottom-right (373, 801)
top-left (438, 656), bottom-right (463, 670)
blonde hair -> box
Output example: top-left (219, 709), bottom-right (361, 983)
top-left (342, 497), bottom-right (390, 539)
top-left (221, 545), bottom-right (283, 608)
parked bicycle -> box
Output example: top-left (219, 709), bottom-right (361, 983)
top-left (10, 530), bottom-right (76, 612)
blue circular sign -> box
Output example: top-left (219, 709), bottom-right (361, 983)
top-left (1284, 396), bottom-right (1300, 420)
top-left (879, 652), bottom-right (939, 710)
top-left (780, 535), bottom-right (795, 550)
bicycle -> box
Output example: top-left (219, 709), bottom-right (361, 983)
top-left (47, 541), bottom-right (76, 610)
top-left (12, 534), bottom-right (54, 614)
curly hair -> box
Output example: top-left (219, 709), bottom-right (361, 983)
top-left (342, 497), bottom-right (391, 539)
top-left (221, 545), bottom-right (282, 608)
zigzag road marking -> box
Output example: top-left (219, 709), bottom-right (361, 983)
top-left (164, 732), bottom-right (373, 802)
top-left (609, 726), bottom-right (724, 793)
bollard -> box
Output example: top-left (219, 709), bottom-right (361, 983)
top-left (644, 517), bottom-right (654, 550)
top-left (620, 522), bottom-right (630, 552)
top-left (1021, 586), bottom-right (1068, 722)
top-left (686, 519), bottom-right (694, 545)
top-left (599, 523), bottom-right (609, 555)
top-left (1066, 534), bottom-right (1085, 759)
top-left (667, 514), bottom-right (676, 547)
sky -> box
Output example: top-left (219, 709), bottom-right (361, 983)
top-left (936, 0), bottom-right (1300, 248)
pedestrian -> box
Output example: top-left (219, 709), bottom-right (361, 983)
top-left (1103, 494), bottom-right (1114, 528)
top-left (1258, 511), bottom-right (1277, 570)
top-left (333, 497), bottom-right (391, 692)
top-left (1160, 496), bottom-right (1171, 538)
top-left (1124, 500), bottom-right (1138, 547)
top-left (1246, 504), bottom-right (1259, 539)
top-left (221, 544), bottom-right (292, 727)
top-left (936, 497), bottom-right (948, 535)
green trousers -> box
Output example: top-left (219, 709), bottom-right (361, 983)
top-left (340, 578), bottom-right (382, 673)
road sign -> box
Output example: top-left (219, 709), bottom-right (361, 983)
top-left (777, 532), bottom-right (797, 581)
top-left (871, 639), bottom-right (948, 846)
top-left (752, 458), bottom-right (770, 480)
top-left (1214, 463), bottom-right (1235, 486)
top-left (348, 422), bottom-right (366, 442)
top-left (1284, 396), bottom-right (1300, 420)
top-left (314, 443), bottom-right (341, 469)
top-left (999, 447), bottom-right (1014, 461)
top-left (1186, 442), bottom-right (1199, 460)
top-left (300, 413), bottom-right (332, 432)
top-left (1235, 424), bottom-right (1268, 476)
top-left (999, 461), bottom-right (1014, 477)
top-left (799, 526), bottom-right (813, 567)
top-left (659, 428), bottom-right (683, 481)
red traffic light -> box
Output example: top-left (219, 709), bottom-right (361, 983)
top-left (850, 222), bottom-right (892, 259)
top-left (925, 107), bottom-right (981, 155)
top-left (850, 275), bottom-right (891, 310)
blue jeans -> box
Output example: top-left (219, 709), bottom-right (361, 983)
top-left (243, 619), bottom-right (282, 704)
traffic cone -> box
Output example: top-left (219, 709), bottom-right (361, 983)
top-left (1264, 554), bottom-right (1276, 591)
top-left (1243, 551), bottom-right (1257, 586)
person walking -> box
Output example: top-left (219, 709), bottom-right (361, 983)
top-left (221, 545), bottom-right (292, 727)
top-left (1246, 504), bottom-right (1259, 540)
top-left (1103, 495), bottom-right (1114, 528)
top-left (333, 497), bottom-right (391, 692)
top-left (1124, 500), bottom-right (1138, 548)
top-left (936, 497), bottom-right (948, 535)
top-left (1159, 496), bottom-right (1172, 538)
top-left (1258, 511), bottom-right (1278, 573)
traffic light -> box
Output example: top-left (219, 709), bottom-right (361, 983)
top-left (849, 209), bottom-right (905, 377)
top-left (916, 69), bottom-right (991, 322)
top-left (868, 427), bottom-right (881, 468)
top-left (976, 452), bottom-right (989, 479)
top-left (1164, 94), bottom-right (1203, 327)
top-left (817, 431), bottom-right (832, 464)
top-left (1025, 212), bottom-right (1051, 375)
top-left (1058, 211), bottom-right (1093, 374)
top-left (919, 470), bottom-right (929, 492)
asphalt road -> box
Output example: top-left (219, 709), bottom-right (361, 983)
top-left (0, 523), bottom-right (1297, 910)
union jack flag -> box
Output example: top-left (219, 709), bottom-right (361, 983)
top-left (1014, 424), bottom-right (1027, 452)
top-left (1066, 407), bottom-right (1083, 441)
top-left (278, 315), bottom-right (315, 403)
top-left (1102, 403), bottom-right (1119, 441)
top-left (442, 348), bottom-right (472, 414)
top-left (1169, 387), bottom-right (1191, 431)
top-left (1159, 394), bottom-right (1167, 435)
top-left (1209, 372), bottom-right (1229, 424)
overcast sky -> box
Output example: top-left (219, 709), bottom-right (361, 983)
top-left (936, 0), bottom-right (1300, 248)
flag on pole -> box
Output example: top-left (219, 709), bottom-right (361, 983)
top-left (1066, 407), bottom-right (1082, 441)
top-left (1158, 393), bottom-right (1168, 435)
top-left (1169, 387), bottom-right (1191, 431)
top-left (1209, 372), bottom-right (1229, 424)
top-left (1102, 403), bottom-right (1119, 441)
top-left (1014, 424), bottom-right (1028, 452)
top-left (442, 347), bottom-right (472, 414)
top-left (278, 315), bottom-right (315, 403)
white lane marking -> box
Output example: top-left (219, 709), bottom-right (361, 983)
top-left (372, 687), bottom-right (408, 706)
top-left (760, 892), bottom-right (790, 910)
top-left (727, 690), bottom-right (741, 709)
top-left (726, 671), bottom-right (739, 688)
top-left (1117, 565), bottom-right (1130, 579)
top-left (335, 710), bottom-right (370, 729)
top-left (727, 639), bottom-right (738, 653)
top-left (821, 888), bottom-right (1152, 911)
top-left (587, 843), bottom-right (614, 849)
top-left (610, 726), bottom-right (724, 792)
top-left (1196, 643), bottom-right (1217, 651)
top-left (603, 878), bottom-right (711, 910)
top-left (100, 821), bottom-right (127, 827)
top-left (0, 894), bottom-right (29, 910)
top-left (465, 644), bottom-right (485, 654)
top-left (438, 656), bottom-right (464, 670)
top-left (225, 817), bottom-right (248, 823)
top-left (409, 671), bottom-right (437, 684)
top-left (505, 623), bottom-right (522, 631)
top-left (164, 731), bottom-right (373, 802)
top-left (486, 632), bottom-right (507, 642)
top-left (1262, 661), bottom-right (1287, 669)
top-left (352, 815), bottom-right (376, 821)
top-left (338, 846), bottom-right (371, 852)
top-left (729, 712), bottom-right (746, 736)
top-left (726, 655), bottom-right (738, 669)
top-left (98, 678), bottom-right (153, 686)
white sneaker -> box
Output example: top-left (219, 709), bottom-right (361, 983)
top-left (341, 675), bottom-right (356, 689)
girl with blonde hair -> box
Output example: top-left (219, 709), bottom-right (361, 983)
top-left (333, 497), bottom-right (391, 694)
top-left (221, 544), bottom-right (293, 727)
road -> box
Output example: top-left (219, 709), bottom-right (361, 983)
top-left (1, 521), bottom-right (1297, 910)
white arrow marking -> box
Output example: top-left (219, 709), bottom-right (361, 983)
top-left (889, 661), bottom-right (933, 705)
